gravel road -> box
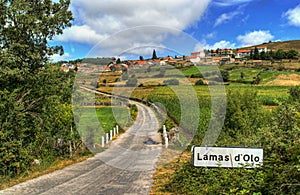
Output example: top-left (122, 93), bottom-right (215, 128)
top-left (0, 92), bottom-right (162, 195)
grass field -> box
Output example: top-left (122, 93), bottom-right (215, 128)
top-left (77, 106), bottom-right (131, 144)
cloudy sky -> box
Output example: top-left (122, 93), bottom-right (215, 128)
top-left (51, 0), bottom-right (300, 61)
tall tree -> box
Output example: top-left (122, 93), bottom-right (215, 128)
top-left (152, 49), bottom-right (158, 59)
top-left (253, 47), bottom-right (260, 60)
top-left (0, 0), bottom-right (74, 177)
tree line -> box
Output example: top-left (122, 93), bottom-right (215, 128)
top-left (250, 48), bottom-right (299, 60)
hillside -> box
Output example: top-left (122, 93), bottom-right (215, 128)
top-left (239, 40), bottom-right (300, 52)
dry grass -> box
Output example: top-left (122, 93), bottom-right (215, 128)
top-left (265, 74), bottom-right (300, 86)
top-left (0, 154), bottom-right (93, 190)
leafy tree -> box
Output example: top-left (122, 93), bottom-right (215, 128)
top-left (275, 49), bottom-right (285, 60)
top-left (220, 70), bottom-right (229, 82)
top-left (268, 50), bottom-right (274, 60)
top-left (0, 0), bottom-right (72, 72)
top-left (0, 0), bottom-right (75, 178)
top-left (286, 49), bottom-right (299, 59)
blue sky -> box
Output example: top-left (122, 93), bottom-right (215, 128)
top-left (51, 0), bottom-right (300, 61)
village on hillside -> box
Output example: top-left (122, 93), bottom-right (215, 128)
top-left (61, 44), bottom-right (300, 73)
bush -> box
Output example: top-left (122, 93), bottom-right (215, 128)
top-left (289, 85), bottom-right (300, 101)
top-left (190, 73), bottom-right (203, 78)
top-left (220, 70), bottom-right (229, 82)
top-left (195, 79), bottom-right (206, 86)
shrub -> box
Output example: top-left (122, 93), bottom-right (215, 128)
top-left (195, 79), bottom-right (206, 86)
top-left (289, 85), bottom-right (300, 101)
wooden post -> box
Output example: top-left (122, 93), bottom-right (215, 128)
top-left (116, 125), bottom-right (119, 134)
top-left (110, 130), bottom-right (113, 141)
top-left (113, 127), bottom-right (116, 137)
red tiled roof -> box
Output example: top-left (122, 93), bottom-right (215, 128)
top-left (188, 56), bottom-right (199, 59)
top-left (237, 49), bottom-right (251, 53)
top-left (191, 51), bottom-right (201, 55)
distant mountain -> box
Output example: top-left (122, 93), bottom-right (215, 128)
top-left (238, 40), bottom-right (300, 53)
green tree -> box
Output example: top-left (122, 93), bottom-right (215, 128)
top-left (195, 79), bottom-right (206, 85)
top-left (240, 71), bottom-right (245, 80)
top-left (152, 49), bottom-right (158, 59)
top-left (0, 0), bottom-right (72, 72)
top-left (268, 50), bottom-right (274, 60)
top-left (260, 50), bottom-right (267, 60)
top-left (275, 49), bottom-right (285, 60)
top-left (220, 70), bottom-right (229, 82)
top-left (253, 47), bottom-right (260, 60)
top-left (0, 0), bottom-right (74, 177)
top-left (250, 50), bottom-right (253, 59)
top-left (116, 58), bottom-right (121, 64)
top-left (286, 49), bottom-right (299, 59)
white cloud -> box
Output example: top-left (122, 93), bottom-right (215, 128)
top-left (283, 4), bottom-right (300, 27)
top-left (50, 52), bottom-right (72, 62)
top-left (237, 30), bottom-right (274, 46)
top-left (204, 32), bottom-right (216, 39)
top-left (56, 25), bottom-right (108, 45)
top-left (194, 40), bottom-right (236, 51)
top-left (214, 11), bottom-right (240, 27)
top-left (56, 0), bottom-right (211, 56)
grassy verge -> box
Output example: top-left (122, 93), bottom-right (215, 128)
top-left (0, 152), bottom-right (93, 190)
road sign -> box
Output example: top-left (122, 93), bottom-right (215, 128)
top-left (192, 146), bottom-right (263, 168)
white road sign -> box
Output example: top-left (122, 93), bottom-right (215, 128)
top-left (192, 146), bottom-right (263, 168)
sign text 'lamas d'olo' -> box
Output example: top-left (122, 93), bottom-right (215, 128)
top-left (192, 146), bottom-right (263, 168)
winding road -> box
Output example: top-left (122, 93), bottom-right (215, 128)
top-left (0, 88), bottom-right (162, 195)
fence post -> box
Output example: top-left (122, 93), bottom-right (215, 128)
top-left (102, 136), bottom-right (105, 148)
top-left (106, 133), bottom-right (109, 144)
top-left (116, 125), bottom-right (119, 134)
top-left (113, 127), bottom-right (116, 137)
top-left (163, 125), bottom-right (168, 148)
top-left (110, 130), bottom-right (113, 141)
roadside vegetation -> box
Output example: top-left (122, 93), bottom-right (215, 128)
top-left (94, 63), bottom-right (300, 194)
top-left (1, 0), bottom-right (299, 193)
